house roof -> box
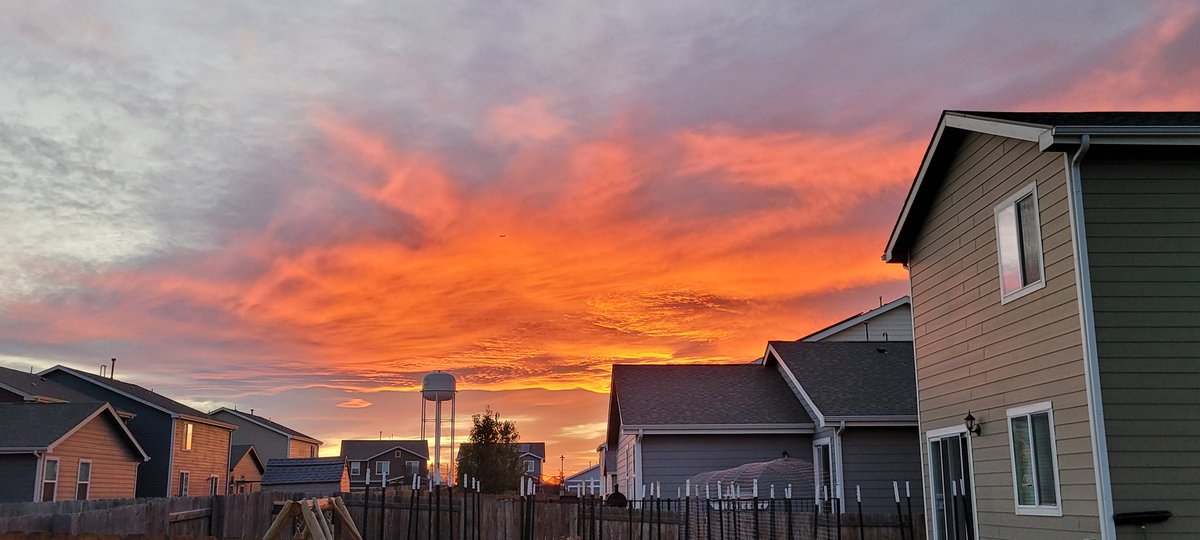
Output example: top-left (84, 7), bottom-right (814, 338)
top-left (611, 364), bottom-right (814, 427)
top-left (340, 439), bottom-right (429, 461)
top-left (40, 365), bottom-right (236, 430)
top-left (799, 297), bottom-right (910, 342)
top-left (564, 464), bottom-right (600, 483)
top-left (230, 444), bottom-right (265, 474)
top-left (885, 110), bottom-right (1200, 264)
top-left (766, 341), bottom-right (916, 423)
top-left (261, 457), bottom-right (347, 485)
top-left (0, 365), bottom-right (101, 403)
top-left (0, 402), bottom-right (150, 460)
top-left (211, 408), bottom-right (322, 445)
top-left (516, 442), bottom-right (546, 460)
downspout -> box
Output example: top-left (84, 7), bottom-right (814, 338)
top-left (634, 429), bottom-right (644, 499)
top-left (835, 420), bottom-right (847, 512)
top-left (1065, 134), bottom-right (1116, 540)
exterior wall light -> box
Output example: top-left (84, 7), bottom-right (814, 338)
top-left (964, 411), bottom-right (982, 436)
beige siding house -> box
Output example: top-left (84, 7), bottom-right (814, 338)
top-left (885, 111), bottom-right (1200, 540)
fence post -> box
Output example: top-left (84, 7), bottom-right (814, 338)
top-left (905, 481), bottom-right (915, 540)
top-left (856, 486), bottom-right (864, 540)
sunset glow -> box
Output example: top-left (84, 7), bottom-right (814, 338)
top-left (3, 1), bottom-right (1199, 473)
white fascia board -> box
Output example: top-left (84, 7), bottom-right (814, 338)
top-left (621, 423), bottom-right (815, 435)
top-left (801, 297), bottom-right (911, 342)
top-left (826, 416), bottom-right (918, 427)
top-left (767, 344), bottom-right (826, 427)
top-left (943, 114), bottom-right (1046, 142)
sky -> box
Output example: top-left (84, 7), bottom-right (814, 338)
top-left (2, 1), bottom-right (1199, 478)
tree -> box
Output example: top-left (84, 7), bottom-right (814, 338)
top-left (455, 407), bottom-right (524, 493)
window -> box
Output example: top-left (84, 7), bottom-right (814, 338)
top-left (928, 428), bottom-right (976, 540)
top-left (42, 458), bottom-right (59, 502)
top-left (814, 439), bottom-right (838, 512)
top-left (406, 461), bottom-right (420, 476)
top-left (994, 183), bottom-right (1044, 302)
top-left (184, 423), bottom-right (194, 451)
top-left (209, 476), bottom-right (220, 496)
top-left (351, 461), bottom-right (361, 476)
top-left (310, 446), bottom-right (317, 458)
top-left (395, 450), bottom-right (403, 458)
top-left (1007, 402), bottom-right (1061, 516)
top-left (525, 460), bottom-right (536, 473)
top-left (76, 460), bottom-right (92, 500)
top-left (179, 471), bottom-right (190, 497)
top-left (375, 461), bottom-right (390, 477)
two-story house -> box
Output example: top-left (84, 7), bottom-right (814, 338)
top-left (340, 440), bottom-right (428, 490)
top-left (885, 111), bottom-right (1200, 539)
top-left (210, 407), bottom-right (322, 460)
top-left (517, 442), bottom-right (546, 484)
top-left (40, 365), bottom-right (238, 498)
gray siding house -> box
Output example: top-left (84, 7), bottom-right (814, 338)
top-left (800, 297), bottom-right (913, 343)
top-left (605, 364), bottom-right (816, 499)
top-left (765, 341), bottom-right (923, 514)
top-left (40, 366), bottom-right (238, 498)
top-left (210, 408), bottom-right (322, 460)
top-left (885, 111), bottom-right (1200, 540)
top-left (341, 440), bottom-right (428, 490)
top-left (517, 442), bottom-right (546, 485)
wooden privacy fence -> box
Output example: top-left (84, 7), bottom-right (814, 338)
top-left (0, 491), bottom-right (327, 539)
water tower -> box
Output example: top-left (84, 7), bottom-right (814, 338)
top-left (421, 371), bottom-right (456, 485)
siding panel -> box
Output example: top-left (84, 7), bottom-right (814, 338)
top-left (907, 133), bottom-right (1100, 538)
top-left (1083, 151), bottom-right (1200, 539)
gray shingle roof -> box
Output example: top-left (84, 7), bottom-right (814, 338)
top-left (950, 111), bottom-right (1200, 127)
top-left (340, 439), bottom-right (429, 460)
top-left (516, 442), bottom-right (545, 459)
top-left (261, 457), bottom-right (347, 485)
top-left (0, 402), bottom-right (111, 449)
top-left (612, 364), bottom-right (813, 426)
top-left (0, 366), bottom-right (99, 403)
top-left (230, 444), bottom-right (264, 473)
top-left (768, 341), bottom-right (916, 418)
top-left (43, 366), bottom-right (229, 425)
top-left (213, 408), bottom-right (321, 444)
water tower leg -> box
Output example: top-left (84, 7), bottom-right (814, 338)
top-left (434, 398), bottom-right (442, 485)
top-left (449, 397), bottom-right (456, 486)
top-left (421, 398), bottom-right (427, 440)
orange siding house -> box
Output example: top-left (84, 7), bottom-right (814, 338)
top-left (0, 402), bottom-right (148, 502)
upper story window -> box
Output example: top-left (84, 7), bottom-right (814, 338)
top-left (184, 423), bottom-right (194, 451)
top-left (310, 446), bottom-right (316, 458)
top-left (350, 461), bottom-right (361, 476)
top-left (1007, 402), bottom-right (1061, 516)
top-left (525, 460), bottom-right (536, 473)
top-left (994, 182), bottom-right (1045, 303)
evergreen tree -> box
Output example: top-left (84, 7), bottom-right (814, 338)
top-left (455, 407), bottom-right (524, 493)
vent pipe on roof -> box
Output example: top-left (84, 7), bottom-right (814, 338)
top-left (110, 358), bottom-right (116, 379)
top-left (100, 365), bottom-right (107, 378)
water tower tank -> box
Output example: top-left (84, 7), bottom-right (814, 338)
top-left (422, 372), bottom-right (456, 401)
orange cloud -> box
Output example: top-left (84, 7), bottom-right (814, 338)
top-left (336, 398), bottom-right (374, 409)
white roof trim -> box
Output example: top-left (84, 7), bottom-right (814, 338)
top-left (211, 408), bottom-right (321, 444)
top-left (944, 113), bottom-right (1046, 142)
top-left (47, 403), bottom-right (151, 462)
top-left (801, 297), bottom-right (911, 342)
top-left (363, 444), bottom-right (429, 461)
top-left (621, 423), bottom-right (815, 435)
top-left (766, 344), bottom-right (826, 427)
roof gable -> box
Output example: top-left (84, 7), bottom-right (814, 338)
top-left (0, 402), bottom-right (149, 460)
top-left (340, 439), bottom-right (429, 460)
top-left (230, 444), bottom-right (265, 474)
top-left (610, 364), bottom-right (813, 428)
top-left (766, 341), bottom-right (916, 423)
top-left (800, 297), bottom-right (911, 342)
top-left (886, 110), bottom-right (1200, 263)
top-left (211, 408), bottom-right (322, 445)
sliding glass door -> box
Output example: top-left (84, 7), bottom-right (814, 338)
top-left (929, 431), bottom-right (976, 540)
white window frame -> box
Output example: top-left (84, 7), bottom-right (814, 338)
top-left (375, 460), bottom-right (390, 477)
top-left (76, 459), bottom-right (92, 500)
top-left (994, 182), bottom-right (1046, 304)
top-left (812, 437), bottom-right (844, 510)
top-left (406, 460), bottom-right (420, 476)
top-left (209, 475), bottom-right (220, 496)
top-left (525, 459), bottom-right (536, 473)
top-left (395, 450), bottom-right (403, 458)
top-left (1006, 401), bottom-right (1063, 517)
top-left (42, 457), bottom-right (60, 502)
top-left (351, 461), bottom-right (361, 476)
top-left (925, 425), bottom-right (980, 540)
top-left (179, 471), bottom-right (190, 497)
top-left (184, 423), bottom-right (194, 451)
